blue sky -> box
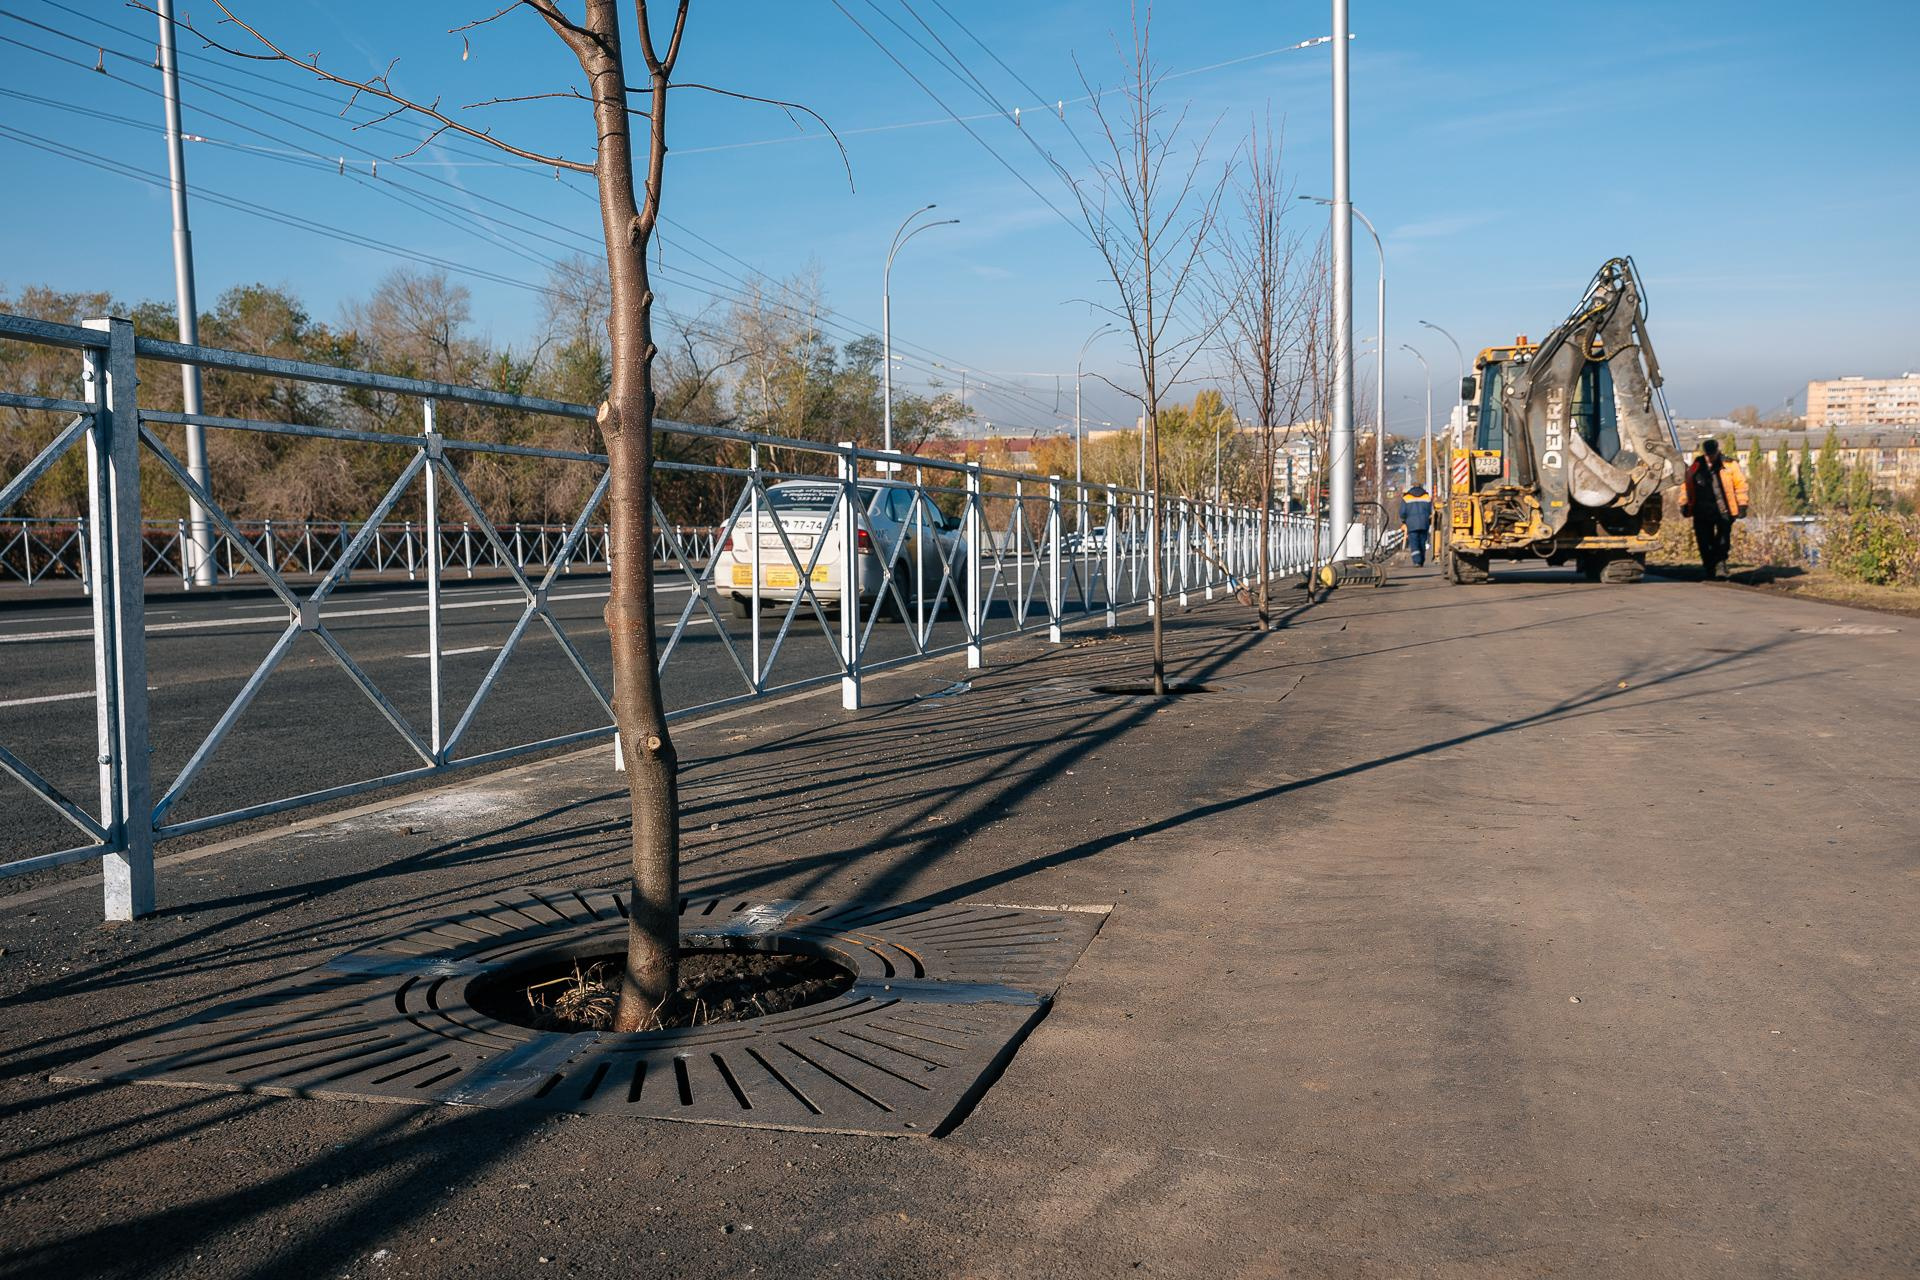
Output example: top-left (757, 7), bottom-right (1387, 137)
top-left (3, 0), bottom-right (1916, 432)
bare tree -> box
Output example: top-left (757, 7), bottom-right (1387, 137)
top-left (1212, 116), bottom-right (1307, 630)
top-left (1057, 5), bottom-right (1226, 695)
top-left (168, 0), bottom-right (836, 1031)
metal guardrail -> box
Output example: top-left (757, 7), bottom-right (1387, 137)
top-left (0, 515), bottom-right (721, 588)
top-left (0, 311), bottom-right (1329, 920)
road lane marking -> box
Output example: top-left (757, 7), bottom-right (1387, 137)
top-left (0, 625), bottom-right (986, 910)
top-left (0, 685), bottom-right (156, 709)
top-left (405, 644), bottom-right (501, 659)
top-left (0, 583), bottom-right (703, 644)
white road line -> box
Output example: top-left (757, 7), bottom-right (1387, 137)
top-left (0, 685), bottom-right (156, 709)
top-left (0, 583), bottom-right (700, 644)
top-left (404, 644), bottom-right (501, 659)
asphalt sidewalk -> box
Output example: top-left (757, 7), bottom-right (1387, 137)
top-left (2, 565), bottom-right (1915, 1278)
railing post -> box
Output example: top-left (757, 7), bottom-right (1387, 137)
top-left (404, 520), bottom-right (416, 580)
top-left (1105, 485), bottom-right (1119, 628)
top-left (1146, 490), bottom-right (1158, 618)
top-left (423, 401), bottom-right (444, 761)
top-left (76, 515), bottom-right (91, 596)
top-left (837, 441), bottom-right (861, 709)
top-left (1047, 473), bottom-right (1063, 643)
top-left (1013, 478), bottom-right (1026, 628)
top-left (462, 521), bottom-right (474, 578)
top-left (1203, 500), bottom-right (1215, 601)
top-left (176, 517), bottom-right (190, 589)
top-left (914, 466), bottom-right (928, 642)
top-left (965, 462), bottom-right (983, 669)
top-left (83, 317), bottom-right (153, 921)
top-left (513, 523), bottom-right (524, 571)
top-left (1179, 498), bottom-right (1192, 607)
top-left (748, 443), bottom-right (763, 690)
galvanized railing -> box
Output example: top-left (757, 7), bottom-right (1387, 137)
top-left (0, 311), bottom-right (1328, 920)
top-left (0, 515), bottom-right (723, 588)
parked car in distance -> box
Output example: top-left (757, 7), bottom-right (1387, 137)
top-left (1063, 526), bottom-right (1149, 555)
top-left (1063, 527), bottom-right (1108, 554)
top-left (711, 479), bottom-right (966, 619)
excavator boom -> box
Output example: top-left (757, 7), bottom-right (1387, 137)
top-left (1500, 257), bottom-right (1684, 537)
top-left (1444, 257), bottom-right (1685, 585)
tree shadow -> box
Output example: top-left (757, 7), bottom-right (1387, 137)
top-left (3, 584), bottom-right (1824, 1276)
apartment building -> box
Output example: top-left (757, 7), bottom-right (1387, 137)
top-left (1804, 374), bottom-right (1920, 428)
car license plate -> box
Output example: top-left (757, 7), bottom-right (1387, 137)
top-left (760, 566), bottom-right (828, 589)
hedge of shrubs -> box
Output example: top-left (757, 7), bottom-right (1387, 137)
top-left (1824, 510), bottom-right (1920, 587)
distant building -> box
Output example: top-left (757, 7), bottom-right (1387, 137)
top-left (1805, 374), bottom-right (1920, 428)
top-left (1713, 426), bottom-right (1920, 494)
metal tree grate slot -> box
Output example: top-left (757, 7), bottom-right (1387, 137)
top-left (56, 893), bottom-right (1105, 1136)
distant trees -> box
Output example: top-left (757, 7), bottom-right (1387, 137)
top-left (1814, 428), bottom-right (1849, 510)
top-left (0, 263), bottom-right (961, 529)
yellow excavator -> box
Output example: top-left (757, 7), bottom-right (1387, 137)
top-left (1444, 257), bottom-right (1685, 583)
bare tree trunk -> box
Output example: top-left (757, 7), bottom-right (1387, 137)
top-left (1258, 427), bottom-right (1272, 630)
top-left (181, 0), bottom-right (839, 1033)
top-left (587, 1), bottom-right (683, 1031)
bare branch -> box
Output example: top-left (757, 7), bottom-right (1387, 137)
top-left (463, 89), bottom-right (590, 110)
top-left (448, 3), bottom-right (531, 35)
top-left (139, 1), bottom-right (596, 172)
top-left (655, 83), bottom-right (854, 192)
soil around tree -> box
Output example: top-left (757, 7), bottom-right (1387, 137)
top-left (468, 948), bottom-right (855, 1033)
top-left (1089, 681), bottom-right (1216, 697)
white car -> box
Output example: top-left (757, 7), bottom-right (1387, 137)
top-left (712, 479), bottom-right (966, 619)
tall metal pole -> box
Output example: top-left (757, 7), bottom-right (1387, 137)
top-left (1348, 207), bottom-right (1385, 515)
top-left (882, 206), bottom-right (955, 459)
top-left (1419, 320), bottom-right (1465, 402)
top-left (1328, 0), bottom-right (1357, 558)
top-left (158, 0), bottom-right (214, 585)
top-left (1402, 344), bottom-right (1432, 491)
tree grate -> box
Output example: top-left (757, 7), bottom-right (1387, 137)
top-left (56, 893), bottom-right (1105, 1136)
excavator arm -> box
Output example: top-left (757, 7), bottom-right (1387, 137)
top-left (1500, 257), bottom-right (1684, 538)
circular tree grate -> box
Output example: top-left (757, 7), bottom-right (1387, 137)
top-left (59, 892), bottom-right (1106, 1136)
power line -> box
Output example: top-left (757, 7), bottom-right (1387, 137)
top-left (827, 0), bottom-right (1084, 241)
top-left (5, 13), bottom-right (1108, 427)
top-left (8, 3), bottom-right (1116, 423)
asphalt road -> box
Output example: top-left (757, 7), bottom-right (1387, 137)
top-left (0, 555), bottom-right (1129, 863)
top-left (3, 567), bottom-right (1914, 1277)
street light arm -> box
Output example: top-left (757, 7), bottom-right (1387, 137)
top-left (1348, 205), bottom-right (1382, 255)
top-left (1078, 323), bottom-right (1122, 364)
top-left (886, 217), bottom-right (959, 279)
top-left (888, 203), bottom-right (938, 261)
top-left (1418, 320), bottom-right (1466, 392)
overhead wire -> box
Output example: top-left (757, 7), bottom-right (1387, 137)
top-left (10, 0), bottom-right (1110, 424)
top-left (5, 5), bottom-right (1104, 428)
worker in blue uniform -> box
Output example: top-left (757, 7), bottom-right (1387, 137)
top-left (1399, 484), bottom-right (1433, 567)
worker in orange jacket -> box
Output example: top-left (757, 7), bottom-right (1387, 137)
top-left (1680, 438), bottom-right (1748, 579)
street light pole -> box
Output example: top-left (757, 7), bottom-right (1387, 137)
top-left (1352, 206), bottom-right (1384, 518)
top-left (882, 205), bottom-right (957, 458)
top-left (1302, 194), bottom-right (1383, 527)
top-left (158, 0), bottom-right (214, 585)
top-left (1402, 344), bottom-right (1432, 491)
top-left (1326, 0), bottom-right (1356, 557)
top-left (1419, 319), bottom-right (1465, 391)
